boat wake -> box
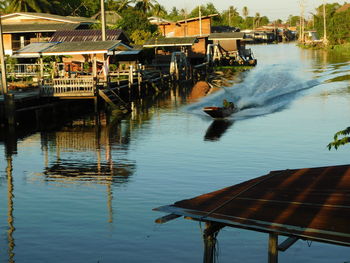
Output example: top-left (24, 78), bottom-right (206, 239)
top-left (186, 62), bottom-right (349, 120)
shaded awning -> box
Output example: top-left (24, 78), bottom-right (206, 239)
top-left (154, 164), bottom-right (350, 247)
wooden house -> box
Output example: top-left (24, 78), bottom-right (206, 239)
top-left (1, 12), bottom-right (96, 55)
top-left (158, 14), bottom-right (217, 38)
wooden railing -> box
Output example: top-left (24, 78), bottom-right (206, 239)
top-left (40, 77), bottom-right (96, 97)
top-left (6, 63), bottom-right (50, 77)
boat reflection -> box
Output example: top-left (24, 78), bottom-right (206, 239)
top-left (204, 120), bottom-right (234, 141)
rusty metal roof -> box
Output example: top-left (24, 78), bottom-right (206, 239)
top-left (154, 164), bottom-right (350, 247)
top-left (50, 29), bottom-right (130, 44)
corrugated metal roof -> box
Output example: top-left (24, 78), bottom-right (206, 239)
top-left (50, 29), bottom-right (127, 43)
top-left (143, 37), bottom-right (198, 47)
top-left (154, 164), bottom-right (350, 247)
top-left (2, 23), bottom-right (79, 33)
top-left (15, 42), bottom-right (58, 53)
top-left (42, 40), bottom-right (123, 55)
top-left (209, 32), bottom-right (246, 40)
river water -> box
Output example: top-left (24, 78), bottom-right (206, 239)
top-left (0, 43), bottom-right (350, 262)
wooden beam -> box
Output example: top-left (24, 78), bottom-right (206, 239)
top-left (278, 236), bottom-right (299, 252)
top-left (155, 213), bottom-right (181, 224)
top-left (268, 233), bottom-right (278, 263)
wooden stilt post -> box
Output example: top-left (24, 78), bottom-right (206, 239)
top-left (4, 94), bottom-right (16, 127)
top-left (92, 54), bottom-right (99, 114)
top-left (202, 222), bottom-right (224, 263)
top-left (268, 233), bottom-right (278, 263)
top-left (39, 57), bottom-right (44, 87)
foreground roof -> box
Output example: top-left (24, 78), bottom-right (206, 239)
top-left (154, 164), bottom-right (350, 247)
top-left (143, 37), bottom-right (198, 47)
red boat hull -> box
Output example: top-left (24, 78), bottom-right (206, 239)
top-left (203, 106), bottom-right (235, 118)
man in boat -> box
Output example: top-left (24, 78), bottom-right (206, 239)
top-left (223, 99), bottom-right (234, 109)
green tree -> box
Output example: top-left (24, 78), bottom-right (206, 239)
top-left (312, 3), bottom-right (347, 44)
top-left (166, 7), bottom-right (184, 21)
top-left (108, 0), bottom-right (132, 12)
top-left (242, 6), bottom-right (248, 19)
top-left (115, 9), bottom-right (157, 38)
top-left (130, 29), bottom-right (152, 45)
top-left (328, 127), bottom-right (350, 150)
top-left (0, 0), bottom-right (8, 11)
top-left (152, 3), bottom-right (167, 17)
top-left (288, 15), bottom-right (300, 26)
top-left (7, 0), bottom-right (55, 13)
top-left (254, 12), bottom-right (261, 28)
top-left (221, 6), bottom-right (241, 27)
top-left (134, 0), bottom-right (157, 14)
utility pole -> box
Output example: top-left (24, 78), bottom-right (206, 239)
top-left (100, 0), bottom-right (106, 41)
top-left (199, 5), bottom-right (202, 37)
top-left (323, 0), bottom-right (328, 45)
top-left (229, 7), bottom-right (231, 27)
top-left (0, 13), bottom-right (7, 95)
top-left (299, 0), bottom-right (305, 43)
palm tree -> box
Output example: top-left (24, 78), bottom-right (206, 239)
top-left (7, 0), bottom-right (53, 13)
top-left (0, 0), bottom-right (8, 12)
top-left (134, 0), bottom-right (157, 13)
top-left (242, 6), bottom-right (248, 19)
top-left (152, 3), bottom-right (166, 17)
top-left (113, 0), bottom-right (132, 12)
top-left (254, 12), bottom-right (261, 28)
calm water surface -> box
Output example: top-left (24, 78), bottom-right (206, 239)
top-left (1, 43), bottom-right (350, 262)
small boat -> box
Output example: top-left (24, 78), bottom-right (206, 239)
top-left (203, 104), bottom-right (236, 119)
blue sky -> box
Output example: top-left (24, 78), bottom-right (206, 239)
top-left (156, 0), bottom-right (344, 21)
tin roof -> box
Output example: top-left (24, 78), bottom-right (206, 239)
top-left (12, 42), bottom-right (59, 58)
top-left (50, 29), bottom-right (130, 43)
top-left (154, 164), bottom-right (350, 247)
top-left (2, 23), bottom-right (79, 33)
top-left (143, 37), bottom-right (198, 47)
top-left (209, 32), bottom-right (246, 40)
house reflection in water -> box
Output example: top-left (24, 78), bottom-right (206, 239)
top-left (40, 115), bottom-right (136, 223)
